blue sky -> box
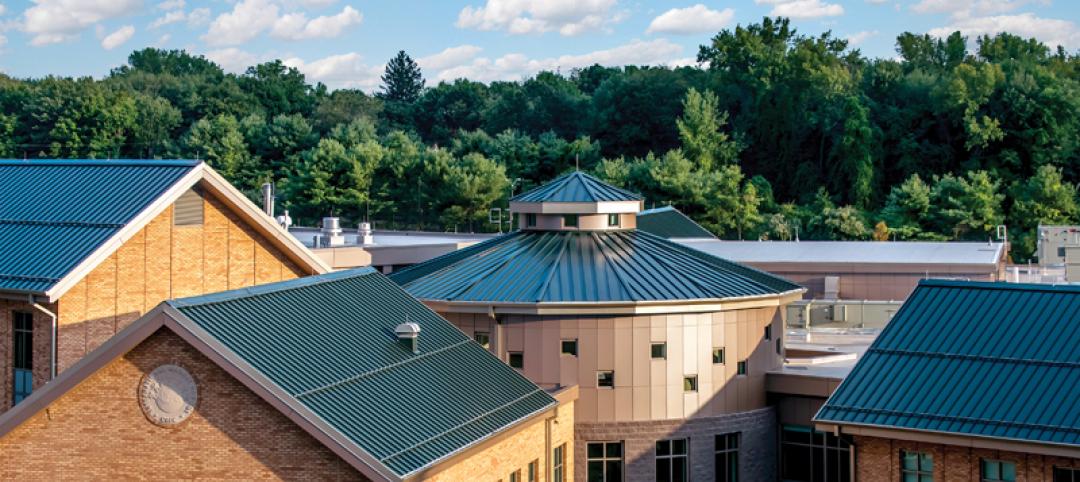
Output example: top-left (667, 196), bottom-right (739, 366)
top-left (1, 0), bottom-right (1078, 90)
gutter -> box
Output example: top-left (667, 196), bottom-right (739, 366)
top-left (28, 295), bottom-right (57, 380)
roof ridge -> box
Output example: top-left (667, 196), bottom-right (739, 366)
top-left (919, 279), bottom-right (1080, 293)
top-left (169, 267), bottom-right (377, 308)
top-left (870, 347), bottom-right (1080, 368)
top-left (0, 159), bottom-right (201, 167)
top-left (295, 339), bottom-right (473, 398)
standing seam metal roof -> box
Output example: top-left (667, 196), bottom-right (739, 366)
top-left (510, 171), bottom-right (642, 203)
top-left (390, 229), bottom-right (801, 303)
top-left (815, 279), bottom-right (1080, 446)
top-left (0, 160), bottom-right (199, 293)
top-left (636, 206), bottom-right (716, 239)
top-left (168, 268), bottom-right (555, 477)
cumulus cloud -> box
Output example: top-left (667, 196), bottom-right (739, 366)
top-left (186, 7), bottom-right (210, 26)
top-left (646, 5), bottom-right (734, 35)
top-left (101, 25), bottom-right (135, 50)
top-left (929, 13), bottom-right (1080, 49)
top-left (457, 0), bottom-right (623, 36)
top-left (150, 9), bottom-right (185, 28)
top-left (271, 5), bottom-right (362, 40)
top-left (912, 0), bottom-right (1044, 18)
top-left (202, 0), bottom-right (280, 46)
top-left (205, 47), bottom-right (259, 73)
top-left (283, 52), bottom-right (383, 90)
top-left (846, 30), bottom-right (878, 47)
top-left (755, 0), bottom-right (844, 19)
top-left (150, 5), bottom-right (210, 29)
top-left (21, 0), bottom-right (143, 46)
top-left (418, 45), bottom-right (484, 72)
top-left (157, 0), bottom-right (184, 10)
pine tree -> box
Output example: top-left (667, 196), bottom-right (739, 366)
top-left (378, 51), bottom-right (424, 103)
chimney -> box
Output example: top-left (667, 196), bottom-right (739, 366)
top-left (395, 320), bottom-right (421, 354)
top-left (261, 183), bottom-right (274, 217)
top-left (358, 222), bottom-right (374, 245)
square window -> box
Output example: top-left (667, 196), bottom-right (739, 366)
top-left (607, 213), bottom-right (620, 227)
top-left (509, 352), bottom-right (524, 369)
top-left (651, 342), bottom-right (667, 359)
top-left (902, 451), bottom-right (933, 481)
top-left (526, 213), bottom-right (537, 227)
top-left (561, 339), bottom-right (578, 356)
top-left (597, 370), bottom-right (615, 388)
top-left (563, 214), bottom-right (578, 228)
top-left (587, 442), bottom-right (624, 482)
top-left (982, 459), bottom-right (1016, 482)
top-left (474, 332), bottom-right (490, 349)
top-left (737, 360), bottom-right (747, 376)
top-left (713, 347), bottom-right (725, 364)
top-left (683, 375), bottom-right (698, 392)
top-left (765, 325), bottom-right (772, 341)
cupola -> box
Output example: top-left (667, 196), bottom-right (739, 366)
top-left (510, 171), bottom-right (643, 231)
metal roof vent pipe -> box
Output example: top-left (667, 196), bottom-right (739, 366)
top-left (261, 182), bottom-right (274, 218)
top-left (395, 320), bottom-right (421, 354)
top-left (358, 222), bottom-right (374, 245)
top-left (320, 217), bottom-right (345, 247)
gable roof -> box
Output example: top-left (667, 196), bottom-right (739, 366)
top-left (0, 268), bottom-right (556, 481)
top-left (815, 280), bottom-right (1080, 449)
top-left (390, 229), bottom-right (802, 306)
top-left (511, 171), bottom-right (642, 203)
top-left (636, 206), bottom-right (716, 239)
top-left (0, 159), bottom-right (328, 300)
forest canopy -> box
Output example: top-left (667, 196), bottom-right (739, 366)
top-left (2, 18), bottom-right (1079, 260)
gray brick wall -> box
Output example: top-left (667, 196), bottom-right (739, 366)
top-left (574, 407), bottom-right (777, 481)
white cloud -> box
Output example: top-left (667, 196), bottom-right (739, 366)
top-left (646, 5), bottom-right (734, 35)
top-left (21, 0), bottom-right (142, 46)
top-left (157, 0), bottom-right (183, 10)
top-left (202, 0), bottom-right (279, 46)
top-left (186, 7), bottom-right (210, 26)
top-left (156, 33), bottom-right (170, 46)
top-left (929, 13), bottom-right (1080, 49)
top-left (457, 0), bottom-right (622, 36)
top-left (150, 9), bottom-right (185, 28)
top-left (756, 0), bottom-right (844, 19)
top-left (283, 52), bottom-right (383, 90)
top-left (271, 5), bottom-right (362, 40)
top-left (418, 45), bottom-right (484, 72)
top-left (912, 0), bottom-right (1045, 19)
top-left (205, 47), bottom-right (259, 73)
top-left (0, 4), bottom-right (7, 16)
top-left (865, 0), bottom-right (888, 3)
top-left (846, 30), bottom-right (878, 46)
top-left (298, 0), bottom-right (337, 6)
top-left (101, 25), bottom-right (135, 50)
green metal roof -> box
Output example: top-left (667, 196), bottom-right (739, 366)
top-left (0, 160), bottom-right (199, 293)
top-left (637, 206), bottom-right (716, 239)
top-left (169, 268), bottom-right (555, 477)
top-left (511, 171), bottom-right (642, 203)
top-left (390, 230), bottom-right (800, 303)
top-left (816, 279), bottom-right (1080, 447)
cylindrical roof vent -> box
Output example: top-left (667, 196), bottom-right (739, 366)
top-left (395, 321), bottom-right (421, 354)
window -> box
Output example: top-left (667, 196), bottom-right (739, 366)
top-left (780, 425), bottom-right (852, 482)
top-left (563, 214), bottom-right (579, 228)
top-left (683, 375), bottom-right (698, 392)
top-left (982, 459), bottom-right (1016, 482)
top-left (607, 213), bottom-right (620, 227)
top-left (13, 311), bottom-right (33, 405)
top-left (737, 360), bottom-right (747, 376)
top-left (509, 352), bottom-right (524, 369)
top-left (713, 347), bottom-right (725, 364)
top-left (1054, 467), bottom-right (1080, 482)
top-left (527, 459), bottom-right (538, 482)
top-left (526, 213), bottom-right (537, 227)
top-left (776, 338), bottom-right (783, 356)
top-left (597, 371), bottom-right (615, 388)
top-left (173, 188), bottom-right (204, 226)
top-left (902, 451), bottom-right (933, 482)
top-left (765, 325), bottom-right (772, 341)
top-left (553, 444), bottom-right (566, 482)
top-left (656, 439), bottom-right (688, 482)
top-left (474, 332), bottom-right (490, 349)
top-left (587, 441), bottom-right (623, 482)
top-left (716, 432), bottom-right (740, 482)
top-left (651, 342), bottom-right (667, 359)
top-left (509, 469), bottom-right (521, 482)
top-left (561, 339), bottom-right (578, 356)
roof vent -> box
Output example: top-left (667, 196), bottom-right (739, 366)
top-left (320, 217), bottom-right (345, 247)
top-left (395, 320), bottom-right (421, 354)
top-left (358, 222), bottom-right (374, 245)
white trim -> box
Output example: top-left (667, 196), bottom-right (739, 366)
top-left (419, 289), bottom-right (807, 315)
top-left (510, 200), bottom-right (643, 215)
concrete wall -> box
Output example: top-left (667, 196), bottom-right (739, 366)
top-left (0, 188), bottom-right (308, 412)
top-left (0, 329), bottom-right (363, 480)
top-left (854, 435), bottom-right (1080, 482)
top-left (574, 407), bottom-right (776, 482)
top-left (753, 265), bottom-right (1000, 301)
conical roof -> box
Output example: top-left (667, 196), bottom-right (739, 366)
top-left (511, 171), bottom-right (642, 203)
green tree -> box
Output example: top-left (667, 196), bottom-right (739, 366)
top-left (379, 51), bottom-right (424, 102)
top-left (1009, 165), bottom-right (1080, 259)
top-left (929, 170), bottom-right (1004, 239)
top-left (676, 88), bottom-right (739, 171)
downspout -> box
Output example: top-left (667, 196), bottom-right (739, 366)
top-left (29, 295), bottom-right (57, 380)
top-left (545, 411), bottom-right (553, 482)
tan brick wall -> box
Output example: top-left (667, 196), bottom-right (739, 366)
top-left (0, 329), bottom-right (363, 481)
top-left (1, 187), bottom-right (310, 412)
top-left (421, 399), bottom-right (575, 482)
top-left (854, 435), bottom-right (1080, 482)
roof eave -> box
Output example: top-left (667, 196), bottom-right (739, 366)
top-left (416, 288), bottom-right (806, 315)
top-left (812, 419), bottom-right (1080, 459)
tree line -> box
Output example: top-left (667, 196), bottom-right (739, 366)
top-left (1, 17), bottom-right (1078, 260)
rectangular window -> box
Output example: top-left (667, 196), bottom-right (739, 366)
top-left (597, 371), bottom-right (615, 388)
top-left (474, 331), bottom-right (490, 349)
top-left (713, 347), bottom-right (725, 364)
top-left (561, 339), bottom-right (578, 356)
top-left (527, 459), bottom-right (538, 482)
top-left (563, 214), bottom-right (579, 228)
top-left (509, 352), bottom-right (524, 369)
top-left (765, 325), bottom-right (772, 341)
top-left (780, 425), bottom-right (852, 482)
top-left (737, 360), bottom-right (747, 376)
top-left (716, 432), bottom-right (740, 482)
top-left (1054, 467), bottom-right (1080, 482)
top-left (526, 213), bottom-right (537, 227)
top-left (553, 444), bottom-right (566, 482)
top-left (13, 311), bottom-right (33, 405)
top-left (656, 439), bottom-right (688, 482)
top-left (776, 338), bottom-right (783, 356)
top-left (173, 188), bottom-right (204, 226)
top-left (683, 375), bottom-right (698, 392)
top-left (509, 469), bottom-right (521, 482)
top-left (607, 213), bottom-right (620, 227)
top-left (587, 441), bottom-right (623, 482)
top-left (651, 342), bottom-right (667, 359)
top-left (982, 459), bottom-right (1016, 482)
top-left (902, 451), bottom-right (933, 482)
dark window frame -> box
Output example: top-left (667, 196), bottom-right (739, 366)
top-left (474, 331), bottom-right (490, 349)
top-left (563, 214), bottom-right (579, 228)
top-left (901, 450), bottom-right (934, 482)
top-left (597, 370), bottom-right (615, 389)
top-left (656, 438), bottom-right (688, 482)
top-left (526, 213), bottom-right (537, 227)
top-left (508, 351), bottom-right (524, 369)
top-left (683, 375), bottom-right (698, 392)
top-left (553, 443), bottom-right (567, 482)
top-left (607, 213), bottom-right (620, 227)
top-left (651, 342), bottom-right (667, 360)
top-left (780, 424), bottom-right (852, 482)
top-left (737, 360), bottom-right (747, 376)
top-left (716, 432), bottom-right (740, 482)
top-left (1054, 467), bottom-right (1080, 482)
top-left (713, 347), bottom-right (725, 364)
top-left (561, 339), bottom-right (579, 356)
top-left (13, 311), bottom-right (33, 405)
top-left (587, 441), bottom-right (624, 482)
top-left (981, 458), bottom-right (1016, 482)
top-left (765, 324), bottom-right (772, 341)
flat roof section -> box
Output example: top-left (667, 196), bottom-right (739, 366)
top-left (680, 240), bottom-right (1005, 266)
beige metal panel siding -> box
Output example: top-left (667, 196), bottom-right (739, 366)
top-left (172, 188), bottom-right (204, 226)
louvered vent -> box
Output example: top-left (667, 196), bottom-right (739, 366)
top-left (173, 188), bottom-right (204, 226)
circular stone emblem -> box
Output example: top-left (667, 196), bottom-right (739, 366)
top-left (139, 364), bottom-right (197, 426)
